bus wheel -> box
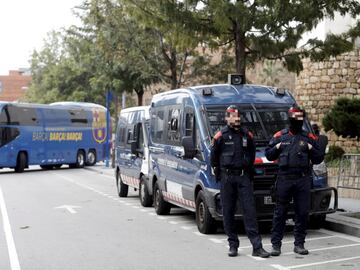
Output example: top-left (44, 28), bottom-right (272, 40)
top-left (54, 164), bottom-right (62, 169)
top-left (86, 150), bottom-right (96, 166)
top-left (15, 152), bottom-right (27, 173)
top-left (196, 190), bottom-right (216, 234)
top-left (75, 150), bottom-right (85, 168)
top-left (154, 182), bottom-right (171, 215)
top-left (139, 175), bottom-right (153, 207)
top-left (116, 170), bottom-right (128, 197)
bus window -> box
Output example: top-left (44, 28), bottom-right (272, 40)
top-left (0, 106), bottom-right (10, 124)
top-left (0, 127), bottom-right (19, 147)
top-left (0, 106), bottom-right (38, 126)
top-left (151, 108), bottom-right (165, 143)
top-left (69, 110), bottom-right (88, 126)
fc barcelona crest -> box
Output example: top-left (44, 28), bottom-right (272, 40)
top-left (92, 108), bottom-right (107, 143)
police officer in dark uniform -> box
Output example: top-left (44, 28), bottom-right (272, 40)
top-left (265, 106), bottom-right (324, 256)
top-left (210, 105), bottom-right (270, 258)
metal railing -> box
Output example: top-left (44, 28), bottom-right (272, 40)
top-left (337, 154), bottom-right (360, 191)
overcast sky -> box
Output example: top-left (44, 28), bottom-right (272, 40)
top-left (0, 0), bottom-right (83, 75)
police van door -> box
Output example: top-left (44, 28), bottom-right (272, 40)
top-left (165, 103), bottom-right (199, 209)
top-left (122, 111), bottom-right (143, 188)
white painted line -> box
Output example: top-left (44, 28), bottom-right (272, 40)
top-left (319, 228), bottom-right (360, 243)
top-left (0, 185), bottom-right (21, 270)
top-left (54, 205), bottom-right (81, 214)
top-left (148, 212), bottom-right (156, 216)
top-left (181, 226), bottom-right (194, 230)
top-left (271, 264), bottom-right (290, 270)
top-left (140, 209), bottom-right (151, 212)
top-left (209, 238), bottom-right (225, 244)
top-left (237, 235), bottom-right (337, 249)
top-left (169, 221), bottom-right (179, 225)
top-left (246, 255), bottom-right (266, 261)
top-left (193, 231), bottom-right (204, 236)
top-left (274, 255), bottom-right (360, 269)
top-left (282, 243), bottom-right (360, 255)
top-left (132, 206), bottom-right (140, 209)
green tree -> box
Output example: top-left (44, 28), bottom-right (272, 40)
top-left (323, 97), bottom-right (360, 139)
top-left (123, 0), bottom-right (205, 89)
top-left (185, 0), bottom-right (360, 80)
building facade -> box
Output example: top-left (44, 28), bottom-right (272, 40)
top-left (0, 69), bottom-right (32, 102)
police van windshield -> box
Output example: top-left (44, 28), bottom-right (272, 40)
top-left (205, 105), bottom-right (292, 145)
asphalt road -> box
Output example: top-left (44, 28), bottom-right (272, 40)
top-left (1, 166), bottom-right (360, 270)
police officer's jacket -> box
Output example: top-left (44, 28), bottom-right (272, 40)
top-left (265, 129), bottom-right (324, 175)
top-left (210, 126), bottom-right (255, 171)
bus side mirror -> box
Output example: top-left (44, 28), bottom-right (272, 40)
top-left (182, 136), bottom-right (196, 159)
top-left (318, 135), bottom-right (328, 154)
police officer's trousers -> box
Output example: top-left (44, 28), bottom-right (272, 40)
top-left (220, 173), bottom-right (262, 249)
top-left (271, 175), bottom-right (311, 248)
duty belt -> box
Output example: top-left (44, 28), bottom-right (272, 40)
top-left (225, 168), bottom-right (245, 176)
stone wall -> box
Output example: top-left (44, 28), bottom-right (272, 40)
top-left (294, 50), bottom-right (360, 152)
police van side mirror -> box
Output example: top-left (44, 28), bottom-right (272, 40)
top-left (318, 135), bottom-right (328, 155)
top-left (130, 141), bottom-right (138, 155)
top-left (182, 136), bottom-right (196, 159)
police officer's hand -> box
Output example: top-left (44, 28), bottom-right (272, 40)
top-left (308, 143), bottom-right (313, 150)
top-left (275, 142), bottom-right (282, 149)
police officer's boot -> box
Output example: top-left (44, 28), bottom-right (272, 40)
top-left (294, 244), bottom-right (309, 255)
top-left (252, 247), bottom-right (270, 258)
top-left (270, 246), bottom-right (281, 256)
top-left (228, 247), bottom-right (238, 257)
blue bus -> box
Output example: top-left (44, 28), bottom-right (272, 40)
top-left (0, 101), bottom-right (109, 172)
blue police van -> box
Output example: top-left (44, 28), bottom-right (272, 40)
top-left (114, 106), bottom-right (153, 207)
top-left (0, 101), bottom-right (108, 172)
top-left (148, 75), bottom-right (337, 234)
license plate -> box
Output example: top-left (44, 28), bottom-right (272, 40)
top-left (264, 196), bottom-right (274, 205)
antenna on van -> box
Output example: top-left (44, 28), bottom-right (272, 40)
top-left (228, 74), bottom-right (245, 85)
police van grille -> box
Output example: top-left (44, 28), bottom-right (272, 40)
top-left (253, 164), bottom-right (278, 190)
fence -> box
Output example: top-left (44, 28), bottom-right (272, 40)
top-left (337, 154), bottom-right (360, 199)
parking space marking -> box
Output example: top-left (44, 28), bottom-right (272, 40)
top-left (281, 243), bottom-right (360, 255)
top-left (55, 172), bottom-right (360, 266)
top-left (271, 255), bottom-right (360, 269)
top-left (319, 228), bottom-right (360, 243)
top-left (0, 185), bottom-right (21, 270)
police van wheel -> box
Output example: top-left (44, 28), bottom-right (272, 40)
top-left (15, 152), bottom-right (27, 173)
top-left (86, 150), bottom-right (96, 166)
top-left (139, 176), bottom-right (153, 207)
top-left (154, 182), bottom-right (171, 215)
top-left (196, 190), bottom-right (216, 234)
top-left (116, 170), bottom-right (128, 197)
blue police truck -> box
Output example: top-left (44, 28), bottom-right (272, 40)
top-left (148, 75), bottom-right (337, 234)
top-left (0, 101), bottom-right (108, 172)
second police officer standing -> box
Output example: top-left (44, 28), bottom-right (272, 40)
top-left (210, 105), bottom-right (270, 258)
top-left (265, 106), bottom-right (324, 256)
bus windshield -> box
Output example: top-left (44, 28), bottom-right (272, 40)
top-left (205, 105), bottom-right (292, 145)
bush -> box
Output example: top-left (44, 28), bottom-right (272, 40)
top-left (323, 97), bottom-right (360, 139)
top-left (325, 145), bottom-right (345, 163)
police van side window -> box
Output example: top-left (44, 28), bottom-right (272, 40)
top-left (167, 107), bottom-right (181, 146)
top-left (117, 112), bottom-right (128, 146)
top-left (185, 111), bottom-right (194, 137)
top-left (151, 108), bottom-right (165, 144)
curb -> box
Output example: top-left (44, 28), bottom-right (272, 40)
top-left (324, 212), bottom-right (360, 238)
